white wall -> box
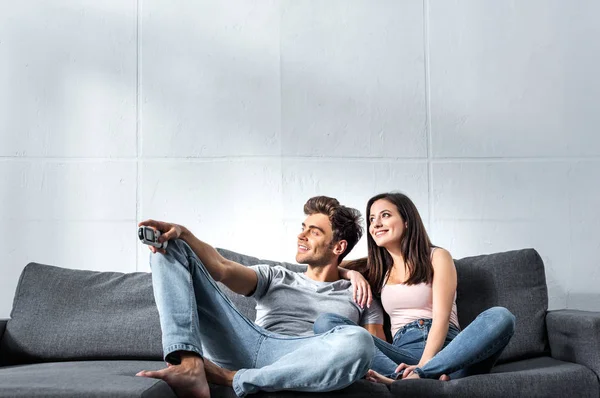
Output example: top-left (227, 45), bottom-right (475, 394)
top-left (1, 0), bottom-right (599, 318)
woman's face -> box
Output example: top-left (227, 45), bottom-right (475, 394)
top-left (368, 199), bottom-right (406, 249)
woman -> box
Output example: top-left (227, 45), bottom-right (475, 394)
top-left (317, 192), bottom-right (516, 383)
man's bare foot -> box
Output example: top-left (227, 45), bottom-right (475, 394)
top-left (136, 353), bottom-right (210, 398)
top-left (203, 359), bottom-right (237, 387)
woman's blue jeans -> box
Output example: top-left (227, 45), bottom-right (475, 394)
top-left (314, 306), bottom-right (515, 380)
top-left (149, 239), bottom-right (375, 397)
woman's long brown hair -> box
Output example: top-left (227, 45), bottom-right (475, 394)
top-left (362, 192), bottom-right (435, 295)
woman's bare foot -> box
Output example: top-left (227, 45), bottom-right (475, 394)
top-left (136, 353), bottom-right (210, 398)
top-left (203, 359), bottom-right (237, 387)
top-left (365, 369), bottom-right (395, 385)
top-left (365, 369), bottom-right (451, 385)
top-left (404, 372), bottom-right (451, 381)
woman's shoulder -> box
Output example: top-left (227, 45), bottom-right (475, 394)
top-left (431, 247), bottom-right (454, 268)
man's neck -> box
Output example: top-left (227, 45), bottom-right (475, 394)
top-left (304, 263), bottom-right (340, 282)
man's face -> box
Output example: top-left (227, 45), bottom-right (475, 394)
top-left (296, 213), bottom-right (337, 266)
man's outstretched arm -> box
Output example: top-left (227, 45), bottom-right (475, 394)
top-left (139, 219), bottom-right (258, 296)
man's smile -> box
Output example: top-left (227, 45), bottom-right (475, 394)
top-left (298, 244), bottom-right (309, 252)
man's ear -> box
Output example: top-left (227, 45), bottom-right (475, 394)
top-left (333, 240), bottom-right (348, 256)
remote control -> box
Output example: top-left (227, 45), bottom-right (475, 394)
top-left (138, 226), bottom-right (168, 249)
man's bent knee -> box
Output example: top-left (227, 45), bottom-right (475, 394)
top-left (164, 238), bottom-right (190, 256)
top-left (149, 239), bottom-right (194, 270)
top-left (330, 326), bottom-right (375, 377)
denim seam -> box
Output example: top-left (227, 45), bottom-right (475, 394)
top-left (469, 331), bottom-right (515, 365)
top-left (167, 246), bottom-right (203, 359)
top-left (251, 334), bottom-right (267, 368)
top-left (460, 331), bottom-right (514, 371)
top-left (164, 343), bottom-right (203, 362)
top-left (418, 330), bottom-right (515, 378)
top-left (187, 261), bottom-right (198, 347)
top-left (232, 369), bottom-right (247, 397)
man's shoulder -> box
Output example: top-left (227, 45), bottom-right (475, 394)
top-left (252, 263), bottom-right (303, 279)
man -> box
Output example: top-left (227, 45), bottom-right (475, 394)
top-left (136, 196), bottom-right (384, 398)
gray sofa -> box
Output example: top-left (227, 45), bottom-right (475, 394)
top-left (0, 248), bottom-right (599, 397)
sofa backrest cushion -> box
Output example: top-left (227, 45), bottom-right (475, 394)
top-left (455, 248), bottom-right (549, 363)
top-left (0, 263), bottom-right (164, 364)
top-left (0, 251), bottom-right (304, 364)
top-left (0, 248), bottom-right (548, 365)
top-left (217, 248), bottom-right (551, 364)
top-left (215, 248), bottom-right (307, 322)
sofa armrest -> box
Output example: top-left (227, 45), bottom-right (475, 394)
top-left (547, 310), bottom-right (600, 379)
top-left (0, 319), bottom-right (7, 342)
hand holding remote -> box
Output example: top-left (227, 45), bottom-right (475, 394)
top-left (138, 220), bottom-right (184, 254)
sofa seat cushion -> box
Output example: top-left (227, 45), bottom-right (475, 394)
top-left (389, 357), bottom-right (599, 398)
top-left (0, 360), bottom-right (174, 398)
top-left (0, 360), bottom-right (394, 398)
top-left (211, 379), bottom-right (393, 398)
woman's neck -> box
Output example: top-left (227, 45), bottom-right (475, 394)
top-left (386, 245), bottom-right (405, 270)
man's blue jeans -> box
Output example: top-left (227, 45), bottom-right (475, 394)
top-left (314, 307), bottom-right (515, 380)
top-left (148, 239), bottom-right (375, 397)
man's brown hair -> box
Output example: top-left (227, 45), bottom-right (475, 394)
top-left (303, 196), bottom-right (363, 263)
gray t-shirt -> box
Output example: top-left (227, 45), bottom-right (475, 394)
top-left (250, 264), bottom-right (384, 336)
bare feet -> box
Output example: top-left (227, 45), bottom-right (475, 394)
top-left (136, 353), bottom-right (210, 398)
top-left (365, 370), bottom-right (395, 385)
top-left (404, 372), bottom-right (451, 381)
top-left (365, 369), bottom-right (451, 385)
top-left (203, 359), bottom-right (236, 387)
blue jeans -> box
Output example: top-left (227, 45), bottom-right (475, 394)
top-left (314, 306), bottom-right (515, 380)
top-left (148, 239), bottom-right (375, 397)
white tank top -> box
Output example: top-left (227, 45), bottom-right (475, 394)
top-left (380, 248), bottom-right (460, 337)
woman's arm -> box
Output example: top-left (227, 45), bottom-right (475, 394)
top-left (417, 248), bottom-right (457, 366)
top-left (338, 267), bottom-right (373, 308)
